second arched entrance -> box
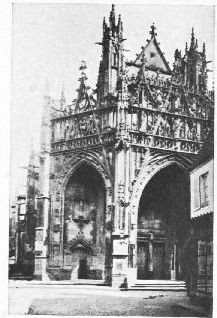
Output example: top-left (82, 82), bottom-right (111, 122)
top-left (137, 164), bottom-right (190, 280)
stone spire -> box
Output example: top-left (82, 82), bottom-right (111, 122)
top-left (96, 4), bottom-right (124, 99)
top-left (109, 4), bottom-right (116, 31)
top-left (190, 27), bottom-right (196, 50)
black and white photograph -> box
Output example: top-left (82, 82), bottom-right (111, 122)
top-left (6, 1), bottom-right (215, 316)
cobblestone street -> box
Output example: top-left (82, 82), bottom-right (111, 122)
top-left (8, 281), bottom-right (199, 316)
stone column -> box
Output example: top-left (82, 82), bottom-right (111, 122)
top-left (34, 88), bottom-right (51, 280)
top-left (112, 98), bottom-right (131, 287)
top-left (148, 235), bottom-right (154, 279)
top-left (112, 147), bottom-right (129, 287)
top-left (170, 243), bottom-right (176, 280)
top-left (33, 148), bottom-right (50, 280)
top-left (34, 196), bottom-right (50, 280)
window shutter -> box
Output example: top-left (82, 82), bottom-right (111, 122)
top-left (193, 177), bottom-right (200, 210)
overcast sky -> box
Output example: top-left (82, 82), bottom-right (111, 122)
top-left (11, 3), bottom-right (215, 201)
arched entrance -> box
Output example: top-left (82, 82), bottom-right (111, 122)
top-left (137, 164), bottom-right (190, 280)
top-left (63, 163), bottom-right (106, 280)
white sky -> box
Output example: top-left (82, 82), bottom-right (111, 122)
top-left (10, 3), bottom-right (215, 201)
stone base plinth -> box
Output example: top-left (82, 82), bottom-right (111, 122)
top-left (33, 256), bottom-right (50, 281)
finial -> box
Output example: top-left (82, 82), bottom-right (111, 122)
top-left (78, 61), bottom-right (88, 83)
top-left (109, 4), bottom-right (115, 27)
top-left (117, 14), bottom-right (123, 34)
top-left (149, 23), bottom-right (157, 38)
top-left (79, 60), bottom-right (87, 71)
top-left (203, 42), bottom-right (206, 55)
top-left (191, 27), bottom-right (195, 47)
top-left (174, 49), bottom-right (181, 60)
top-left (195, 38), bottom-right (198, 49)
top-left (185, 42), bottom-right (188, 53)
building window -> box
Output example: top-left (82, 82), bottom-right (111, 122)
top-left (113, 53), bottom-right (117, 67)
top-left (199, 172), bottom-right (209, 208)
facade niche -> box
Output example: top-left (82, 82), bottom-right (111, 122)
top-left (62, 164), bottom-right (106, 280)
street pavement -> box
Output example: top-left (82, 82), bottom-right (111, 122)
top-left (8, 280), bottom-right (200, 316)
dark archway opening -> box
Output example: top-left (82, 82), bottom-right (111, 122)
top-left (137, 164), bottom-right (190, 280)
top-left (78, 259), bottom-right (87, 279)
top-left (63, 164), bottom-right (106, 279)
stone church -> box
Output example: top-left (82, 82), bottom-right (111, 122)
top-left (28, 5), bottom-right (213, 287)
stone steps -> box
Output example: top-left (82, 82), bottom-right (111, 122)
top-left (123, 280), bottom-right (187, 292)
top-left (9, 275), bottom-right (33, 281)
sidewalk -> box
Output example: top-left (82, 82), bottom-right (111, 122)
top-left (8, 281), bottom-right (195, 316)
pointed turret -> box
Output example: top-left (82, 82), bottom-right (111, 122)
top-left (96, 4), bottom-right (125, 100)
top-left (174, 28), bottom-right (208, 93)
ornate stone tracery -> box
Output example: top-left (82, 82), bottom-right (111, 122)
top-left (34, 5), bottom-right (214, 285)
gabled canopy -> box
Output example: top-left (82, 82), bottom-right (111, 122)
top-left (133, 24), bottom-right (172, 75)
top-left (67, 233), bottom-right (93, 251)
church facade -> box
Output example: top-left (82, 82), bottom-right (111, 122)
top-left (31, 5), bottom-right (213, 287)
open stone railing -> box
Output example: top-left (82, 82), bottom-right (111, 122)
top-left (50, 75), bottom-right (213, 155)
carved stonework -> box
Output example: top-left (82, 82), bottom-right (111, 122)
top-left (33, 6), bottom-right (214, 284)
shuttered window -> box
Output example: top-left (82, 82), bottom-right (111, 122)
top-left (199, 172), bottom-right (209, 208)
top-left (193, 177), bottom-right (200, 210)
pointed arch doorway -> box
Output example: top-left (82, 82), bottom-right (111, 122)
top-left (137, 164), bottom-right (190, 280)
top-left (64, 163), bottom-right (106, 280)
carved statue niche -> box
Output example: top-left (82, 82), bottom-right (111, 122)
top-left (173, 117), bottom-right (183, 138)
top-left (189, 97), bottom-right (197, 116)
top-left (69, 121), bottom-right (75, 139)
top-left (156, 89), bottom-right (163, 107)
top-left (79, 117), bottom-right (87, 136)
top-left (140, 111), bottom-right (147, 132)
top-left (173, 94), bottom-right (181, 113)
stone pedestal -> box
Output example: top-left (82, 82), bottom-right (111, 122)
top-left (148, 239), bottom-right (154, 278)
top-left (34, 256), bottom-right (50, 281)
top-left (112, 236), bottom-right (129, 288)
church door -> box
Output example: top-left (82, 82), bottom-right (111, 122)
top-left (137, 242), bottom-right (149, 279)
top-left (153, 243), bottom-right (165, 279)
top-left (78, 259), bottom-right (87, 279)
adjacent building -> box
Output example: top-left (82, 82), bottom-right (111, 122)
top-left (189, 130), bottom-right (214, 307)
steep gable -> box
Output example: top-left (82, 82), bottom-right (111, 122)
top-left (133, 25), bottom-right (172, 75)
